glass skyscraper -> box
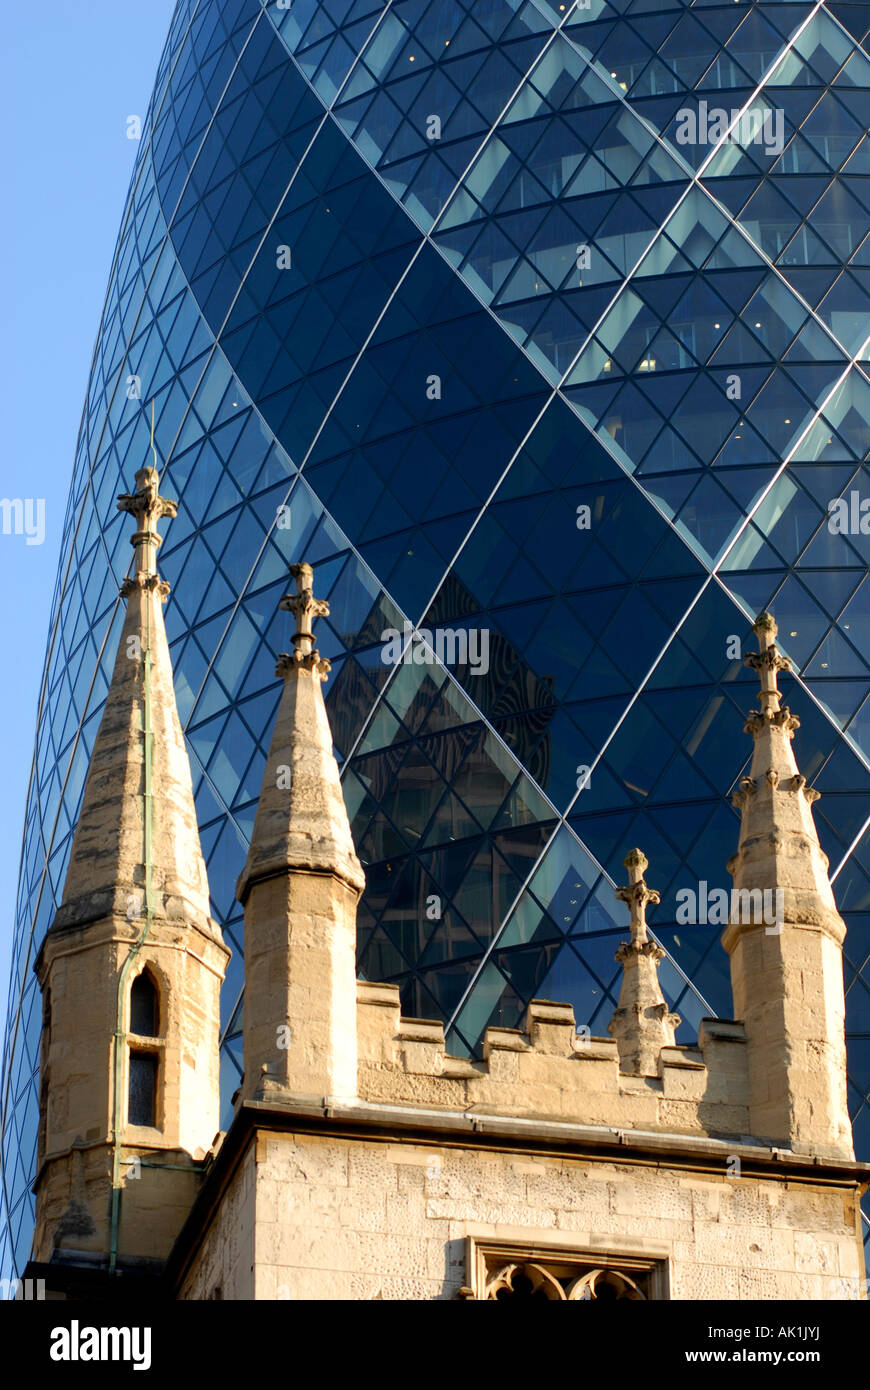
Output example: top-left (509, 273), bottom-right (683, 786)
top-left (3, 0), bottom-right (870, 1277)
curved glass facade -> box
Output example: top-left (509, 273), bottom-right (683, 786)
top-left (3, 0), bottom-right (870, 1275)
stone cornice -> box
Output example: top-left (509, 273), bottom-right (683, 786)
top-left (161, 1094), bottom-right (870, 1296)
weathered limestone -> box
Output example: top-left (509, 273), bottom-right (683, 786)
top-left (32, 464), bottom-right (229, 1272)
top-left (175, 1120), bottom-right (867, 1302)
top-left (608, 849), bottom-right (681, 1076)
top-left (356, 984), bottom-right (750, 1138)
top-left (236, 563), bottom-right (365, 1104)
top-left (32, 561), bottom-right (868, 1303)
top-left (170, 600), bottom-right (861, 1302)
top-left (724, 612), bottom-right (853, 1160)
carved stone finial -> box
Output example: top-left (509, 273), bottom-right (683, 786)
top-left (278, 561), bottom-right (330, 668)
top-left (614, 848), bottom-right (660, 946)
top-left (743, 610), bottom-right (792, 722)
top-left (116, 465), bottom-right (177, 580)
top-left (609, 849), bottom-right (678, 1076)
top-left (753, 609), bottom-right (778, 640)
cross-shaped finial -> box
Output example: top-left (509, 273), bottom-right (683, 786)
top-left (280, 562), bottom-right (329, 658)
top-left (117, 465), bottom-right (177, 577)
top-left (744, 611), bottom-right (790, 716)
top-left (615, 848), bottom-right (660, 945)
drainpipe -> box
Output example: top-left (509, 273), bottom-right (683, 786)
top-left (109, 407), bottom-right (166, 1275)
top-left (108, 616), bottom-right (155, 1274)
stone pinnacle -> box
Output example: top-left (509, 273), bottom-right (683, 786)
top-left (236, 560), bottom-right (364, 904)
top-left (609, 849), bottom-right (679, 1076)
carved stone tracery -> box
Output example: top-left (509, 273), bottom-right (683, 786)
top-left (483, 1261), bottom-right (647, 1301)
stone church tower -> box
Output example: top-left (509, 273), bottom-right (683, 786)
top-left (26, 463), bottom-right (867, 1300)
top-left (30, 466), bottom-right (229, 1287)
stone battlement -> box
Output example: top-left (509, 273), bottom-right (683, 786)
top-left (356, 984), bottom-right (750, 1142)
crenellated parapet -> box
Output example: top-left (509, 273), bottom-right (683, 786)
top-left (347, 614), bottom-right (853, 1163)
top-left (356, 983), bottom-right (749, 1141)
top-left (350, 840), bottom-right (753, 1142)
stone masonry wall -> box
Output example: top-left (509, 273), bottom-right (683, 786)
top-left (180, 1129), bottom-right (865, 1301)
top-left (180, 1148), bottom-right (255, 1300)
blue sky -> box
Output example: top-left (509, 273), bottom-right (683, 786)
top-left (0, 2), bottom-right (176, 1016)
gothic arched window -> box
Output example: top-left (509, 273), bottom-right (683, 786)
top-left (127, 970), bottom-right (161, 1127)
top-left (130, 970), bottom-right (159, 1037)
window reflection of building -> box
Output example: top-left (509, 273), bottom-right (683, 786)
top-left (327, 577), bottom-right (556, 1023)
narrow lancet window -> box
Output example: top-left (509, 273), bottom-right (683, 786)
top-left (130, 970), bottom-right (159, 1036)
top-left (128, 1051), bottom-right (158, 1127)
